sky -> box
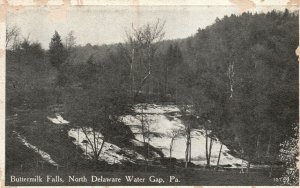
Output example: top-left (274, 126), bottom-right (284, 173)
top-left (6, 4), bottom-right (296, 49)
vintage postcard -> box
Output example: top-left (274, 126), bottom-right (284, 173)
top-left (1, 0), bottom-right (299, 187)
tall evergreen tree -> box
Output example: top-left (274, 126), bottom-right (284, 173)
top-left (49, 31), bottom-right (67, 68)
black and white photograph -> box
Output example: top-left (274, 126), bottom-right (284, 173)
top-left (3, 0), bottom-right (299, 186)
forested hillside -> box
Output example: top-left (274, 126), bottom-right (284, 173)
top-left (6, 9), bottom-right (298, 185)
top-left (179, 9), bottom-right (299, 164)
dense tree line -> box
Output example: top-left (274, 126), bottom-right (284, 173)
top-left (178, 10), bottom-right (298, 170)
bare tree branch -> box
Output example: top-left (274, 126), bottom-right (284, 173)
top-left (6, 25), bottom-right (20, 49)
top-left (123, 19), bottom-right (166, 100)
